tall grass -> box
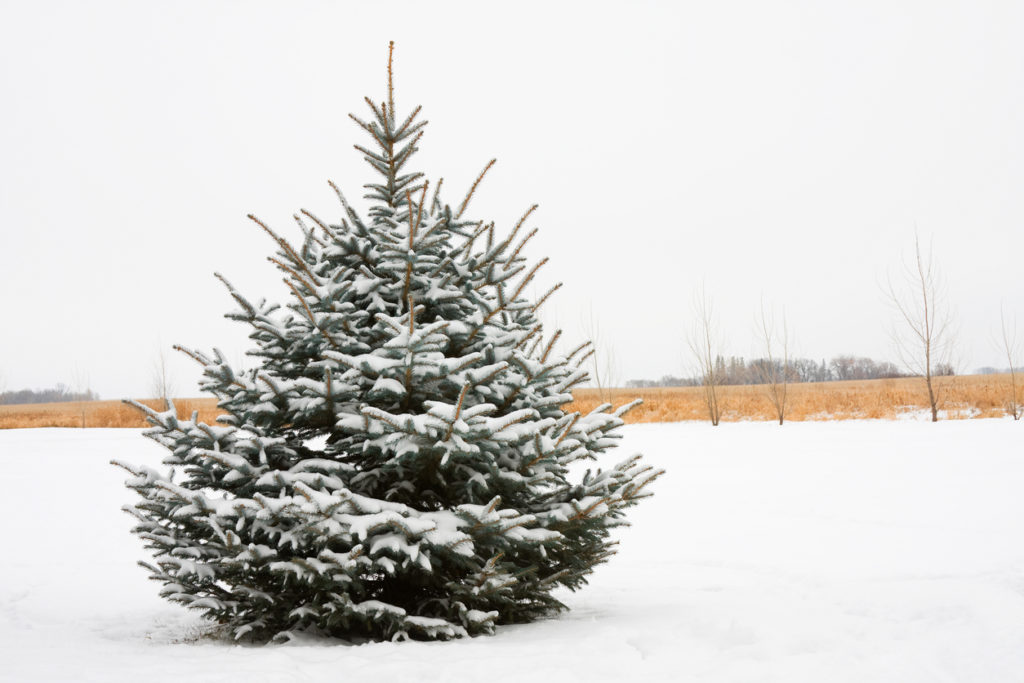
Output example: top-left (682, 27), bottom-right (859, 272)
top-left (567, 374), bottom-right (1022, 423)
top-left (0, 399), bottom-right (222, 430)
top-left (0, 374), bottom-right (1020, 429)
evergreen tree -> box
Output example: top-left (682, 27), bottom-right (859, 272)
top-left (114, 43), bottom-right (662, 643)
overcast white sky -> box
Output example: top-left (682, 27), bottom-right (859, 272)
top-left (2, 1), bottom-right (1022, 399)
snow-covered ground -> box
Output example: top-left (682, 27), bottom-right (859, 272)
top-left (2, 420), bottom-right (1023, 682)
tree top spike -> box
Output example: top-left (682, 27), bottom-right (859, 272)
top-left (387, 41), bottom-right (395, 119)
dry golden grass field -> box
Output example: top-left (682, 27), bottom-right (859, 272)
top-left (0, 398), bottom-right (222, 430)
top-left (0, 374), bottom-right (1020, 429)
top-left (570, 373), bottom-right (1022, 423)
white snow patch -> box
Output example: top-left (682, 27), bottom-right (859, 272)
top-left (2, 420), bottom-right (1024, 681)
top-left (302, 434), bottom-right (329, 452)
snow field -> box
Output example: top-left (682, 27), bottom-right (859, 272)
top-left (1, 420), bottom-right (1023, 682)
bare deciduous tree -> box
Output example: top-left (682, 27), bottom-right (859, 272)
top-left (581, 304), bottom-right (619, 404)
top-left (70, 365), bottom-right (92, 428)
top-left (886, 233), bottom-right (955, 422)
top-left (688, 287), bottom-right (722, 426)
top-left (152, 347), bottom-right (176, 410)
top-left (998, 305), bottom-right (1021, 420)
top-left (755, 301), bottom-right (790, 425)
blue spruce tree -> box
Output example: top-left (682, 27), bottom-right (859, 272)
top-left (114, 43), bottom-right (663, 643)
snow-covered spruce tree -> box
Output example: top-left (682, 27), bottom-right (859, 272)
top-left (114, 44), bottom-right (662, 643)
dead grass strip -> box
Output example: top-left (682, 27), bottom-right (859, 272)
top-left (0, 374), bottom-right (1020, 429)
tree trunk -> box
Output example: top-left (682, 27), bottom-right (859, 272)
top-left (926, 374), bottom-right (938, 422)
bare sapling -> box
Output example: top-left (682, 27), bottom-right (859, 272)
top-left (998, 305), bottom-right (1021, 420)
top-left (151, 348), bottom-right (176, 410)
top-left (755, 301), bottom-right (790, 425)
top-left (581, 304), bottom-right (619, 404)
top-left (71, 365), bottom-right (91, 428)
top-left (688, 287), bottom-right (722, 426)
top-left (886, 233), bottom-right (955, 422)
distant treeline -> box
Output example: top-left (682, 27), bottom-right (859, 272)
top-left (0, 384), bottom-right (99, 405)
top-left (627, 355), bottom-right (955, 388)
top-left (976, 366), bottom-right (1022, 375)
